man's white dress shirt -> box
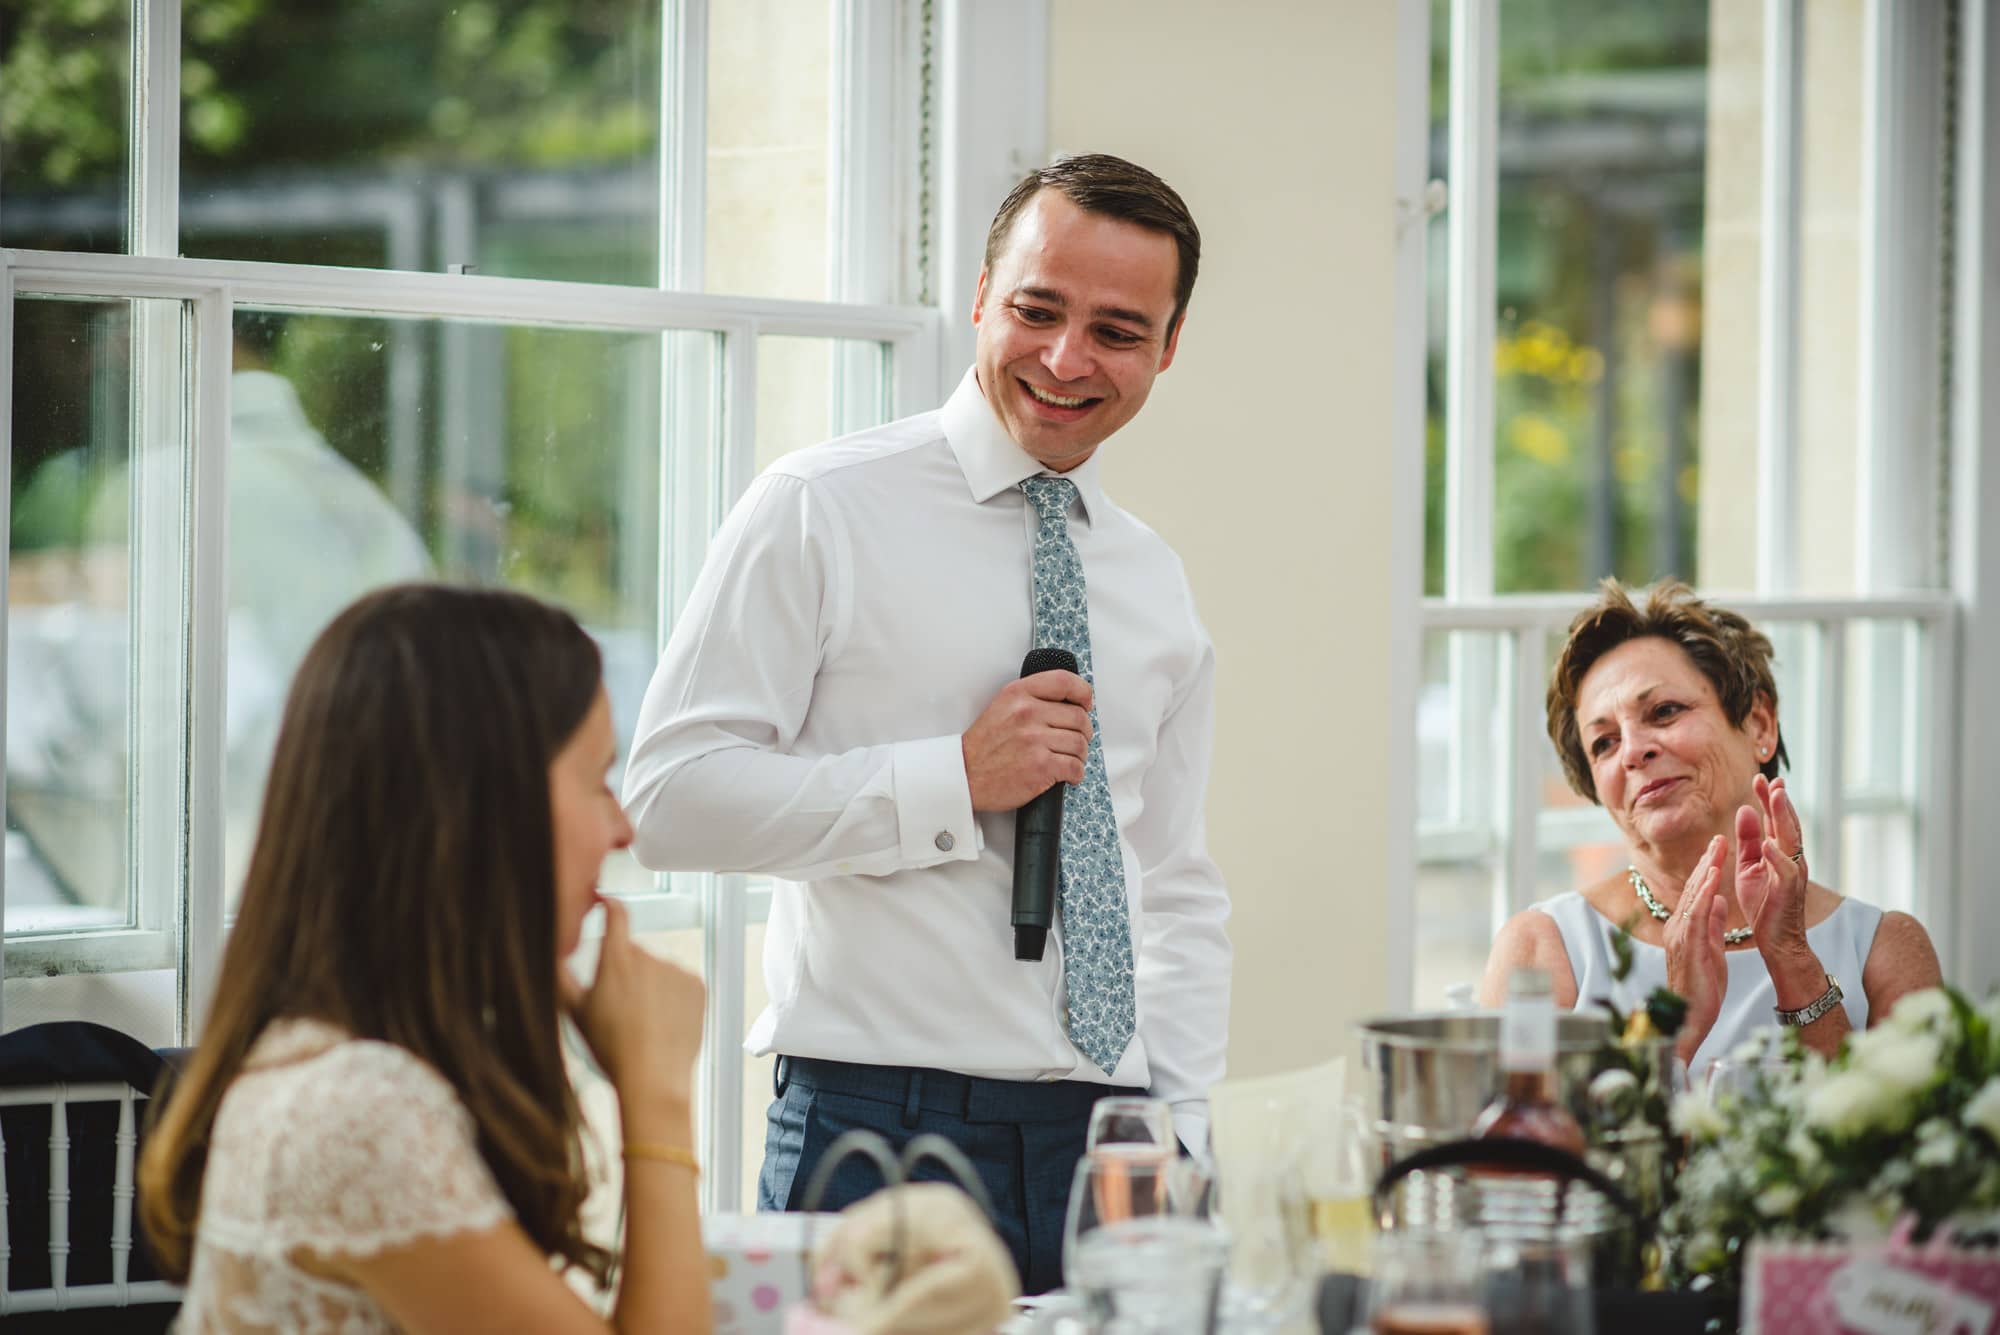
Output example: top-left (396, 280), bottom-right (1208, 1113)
top-left (623, 369), bottom-right (1230, 1145)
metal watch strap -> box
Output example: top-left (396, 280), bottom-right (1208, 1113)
top-left (1774, 973), bottom-right (1843, 1027)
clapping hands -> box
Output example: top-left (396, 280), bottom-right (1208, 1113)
top-left (1662, 835), bottom-right (1730, 1061)
top-left (1661, 776), bottom-right (1812, 1061)
top-left (1739, 774), bottom-right (1811, 952)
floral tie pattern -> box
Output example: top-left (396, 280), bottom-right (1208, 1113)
top-left (1021, 476), bottom-right (1136, 1073)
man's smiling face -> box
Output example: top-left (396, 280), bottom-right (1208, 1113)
top-left (971, 189), bottom-right (1184, 472)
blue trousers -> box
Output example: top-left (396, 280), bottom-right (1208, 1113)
top-left (756, 1055), bottom-right (1137, 1295)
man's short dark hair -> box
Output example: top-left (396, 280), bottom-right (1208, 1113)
top-left (983, 153), bottom-right (1201, 335)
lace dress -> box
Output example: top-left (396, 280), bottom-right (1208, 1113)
top-left (177, 1019), bottom-right (515, 1333)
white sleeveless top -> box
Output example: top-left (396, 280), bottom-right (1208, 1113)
top-left (1531, 892), bottom-right (1883, 1073)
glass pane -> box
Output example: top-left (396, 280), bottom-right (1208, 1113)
top-left (754, 336), bottom-right (892, 472)
top-left (1430, 3), bottom-right (1714, 594)
top-left (179, 2), bottom-right (661, 284)
top-left (706, 0), bottom-right (836, 301)
top-left (0, 6), bottom-right (130, 251)
top-left (216, 311), bottom-right (716, 909)
top-left (1422, 0), bottom-right (1450, 596)
top-left (1684, 3), bottom-right (1897, 595)
top-left (1532, 830), bottom-right (1626, 917)
top-left (1414, 630), bottom-right (1504, 1008)
top-left (1491, 4), bottom-right (1709, 593)
top-left (1841, 812), bottom-right (1914, 914)
top-left (1762, 618), bottom-right (1824, 844)
top-left (1844, 619), bottom-right (1918, 798)
top-left (8, 296), bottom-right (187, 936)
top-left (1416, 632), bottom-right (1454, 828)
top-left (1413, 862), bottom-right (1499, 1011)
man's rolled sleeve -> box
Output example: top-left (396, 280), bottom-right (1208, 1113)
top-left (892, 734), bottom-right (982, 867)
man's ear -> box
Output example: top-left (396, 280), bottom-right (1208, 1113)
top-left (971, 267), bottom-right (990, 329)
top-left (1157, 310), bottom-right (1186, 373)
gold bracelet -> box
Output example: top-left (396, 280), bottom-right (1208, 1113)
top-left (623, 1141), bottom-right (701, 1174)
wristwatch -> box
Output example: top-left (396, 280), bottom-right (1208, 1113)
top-left (1774, 973), bottom-right (1843, 1027)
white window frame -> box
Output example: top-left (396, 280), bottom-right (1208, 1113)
top-left (0, 0), bottom-right (1047, 1213)
top-left (1950, 0), bottom-right (2000, 998)
top-left (1396, 0), bottom-right (1985, 1010)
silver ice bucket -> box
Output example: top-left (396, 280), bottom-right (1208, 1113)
top-left (1357, 1011), bottom-right (1681, 1285)
top-left (1359, 1011), bottom-right (1634, 1154)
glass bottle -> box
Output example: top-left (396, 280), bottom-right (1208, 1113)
top-left (1470, 968), bottom-right (1585, 1156)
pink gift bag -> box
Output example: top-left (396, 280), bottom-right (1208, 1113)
top-left (1744, 1222), bottom-right (2000, 1335)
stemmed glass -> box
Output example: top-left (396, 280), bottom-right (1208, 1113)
top-left (1705, 1055), bottom-right (1790, 1108)
top-left (1481, 1233), bottom-right (1594, 1335)
top-left (1088, 1096), bottom-right (1178, 1156)
top-left (1305, 1097), bottom-right (1380, 1277)
top-left (1362, 1230), bottom-right (1493, 1335)
top-left (1201, 1153), bottom-right (1317, 1334)
top-left (1063, 1153), bottom-right (1226, 1335)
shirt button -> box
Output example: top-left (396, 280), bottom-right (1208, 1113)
top-left (934, 831), bottom-right (955, 852)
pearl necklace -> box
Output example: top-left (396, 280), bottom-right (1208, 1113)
top-left (1628, 865), bottom-right (1754, 945)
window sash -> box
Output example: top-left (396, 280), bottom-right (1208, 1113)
top-left (3, 255), bottom-right (936, 1215)
top-left (1408, 0), bottom-right (1970, 1010)
top-left (5, 0), bottom-right (975, 1223)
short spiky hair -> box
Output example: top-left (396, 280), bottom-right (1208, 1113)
top-left (1548, 578), bottom-right (1789, 803)
top-left (983, 153), bottom-right (1201, 334)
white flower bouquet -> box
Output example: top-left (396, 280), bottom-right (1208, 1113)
top-left (1663, 987), bottom-right (2000, 1302)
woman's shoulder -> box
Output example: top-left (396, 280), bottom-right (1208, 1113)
top-left (1497, 899), bottom-right (1571, 948)
top-left (213, 1022), bottom-right (510, 1256)
top-left (1485, 902), bottom-right (1584, 1007)
top-left (222, 1022), bottom-right (481, 1186)
top-left (242, 1020), bottom-right (467, 1119)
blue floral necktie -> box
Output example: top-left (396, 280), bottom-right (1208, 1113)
top-left (1020, 476), bottom-right (1137, 1073)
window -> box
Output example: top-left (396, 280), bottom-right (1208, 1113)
top-left (1413, 0), bottom-right (1963, 1009)
top-left (3, 0), bottom-right (945, 1213)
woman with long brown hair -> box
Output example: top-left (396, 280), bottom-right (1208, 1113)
top-left (140, 584), bottom-right (711, 1334)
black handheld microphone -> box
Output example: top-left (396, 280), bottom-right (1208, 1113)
top-left (1012, 647), bottom-right (1077, 961)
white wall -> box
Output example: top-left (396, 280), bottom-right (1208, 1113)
top-left (1047, 1), bottom-right (1408, 1078)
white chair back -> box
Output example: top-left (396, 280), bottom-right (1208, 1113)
top-left (0, 1080), bottom-right (181, 1315)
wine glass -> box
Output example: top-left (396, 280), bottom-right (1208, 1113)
top-left (1064, 1154), bottom-right (1226, 1335)
top-left (1363, 1230), bottom-right (1492, 1335)
top-left (1480, 1232), bottom-right (1594, 1335)
top-left (1305, 1097), bottom-right (1381, 1277)
top-left (1088, 1096), bottom-right (1178, 1156)
top-left (1202, 1154), bottom-right (1317, 1334)
top-left (1705, 1055), bottom-right (1790, 1107)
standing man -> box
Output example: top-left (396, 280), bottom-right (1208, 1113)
top-left (622, 154), bottom-right (1230, 1294)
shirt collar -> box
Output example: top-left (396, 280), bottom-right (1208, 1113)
top-left (940, 367), bottom-right (1106, 527)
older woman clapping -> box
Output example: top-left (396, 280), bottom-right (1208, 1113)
top-left (1479, 580), bottom-right (1943, 1072)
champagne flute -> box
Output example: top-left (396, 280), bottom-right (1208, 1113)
top-left (1308, 1097), bottom-right (1381, 1276)
top-left (1363, 1231), bottom-right (1492, 1335)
